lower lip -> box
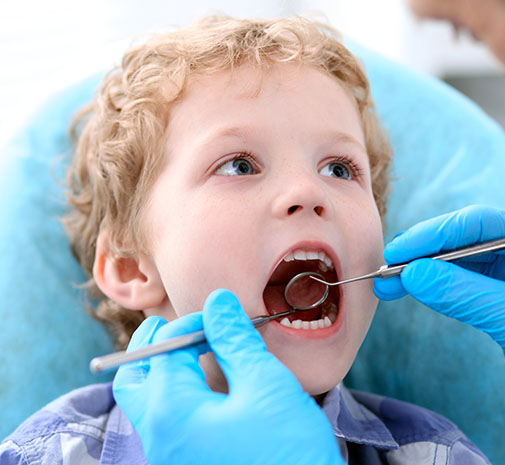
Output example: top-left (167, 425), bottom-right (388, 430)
top-left (269, 297), bottom-right (344, 339)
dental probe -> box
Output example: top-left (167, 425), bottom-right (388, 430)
top-left (91, 238), bottom-right (505, 373)
top-left (309, 237), bottom-right (505, 288)
top-left (284, 238), bottom-right (505, 310)
top-left (89, 308), bottom-right (296, 373)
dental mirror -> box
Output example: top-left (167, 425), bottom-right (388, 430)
top-left (285, 237), bottom-right (505, 310)
top-left (91, 238), bottom-right (505, 373)
top-left (283, 271), bottom-right (329, 310)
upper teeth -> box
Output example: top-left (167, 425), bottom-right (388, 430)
top-left (283, 249), bottom-right (334, 270)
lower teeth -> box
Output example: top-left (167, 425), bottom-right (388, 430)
top-left (280, 315), bottom-right (333, 329)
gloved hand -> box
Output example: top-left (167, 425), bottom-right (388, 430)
top-left (374, 205), bottom-right (505, 351)
top-left (113, 289), bottom-right (344, 465)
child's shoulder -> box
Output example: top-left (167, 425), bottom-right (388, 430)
top-left (6, 382), bottom-right (115, 442)
top-left (0, 383), bottom-right (141, 465)
top-left (350, 388), bottom-right (461, 443)
top-left (345, 387), bottom-right (491, 464)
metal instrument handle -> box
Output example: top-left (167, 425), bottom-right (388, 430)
top-left (89, 309), bottom-right (295, 373)
top-left (379, 237), bottom-right (505, 278)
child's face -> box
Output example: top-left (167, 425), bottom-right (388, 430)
top-left (144, 63), bottom-right (384, 395)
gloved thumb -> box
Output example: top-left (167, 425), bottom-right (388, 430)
top-left (402, 259), bottom-right (505, 348)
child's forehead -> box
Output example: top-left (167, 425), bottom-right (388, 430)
top-left (162, 62), bottom-right (366, 161)
top-left (175, 62), bottom-right (355, 113)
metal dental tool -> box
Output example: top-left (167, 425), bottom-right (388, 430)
top-left (283, 271), bottom-right (328, 310)
top-left (91, 273), bottom-right (328, 373)
top-left (90, 308), bottom-right (299, 374)
top-left (91, 237), bottom-right (505, 374)
top-left (284, 237), bottom-right (505, 310)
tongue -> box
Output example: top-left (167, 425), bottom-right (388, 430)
top-left (263, 284), bottom-right (322, 321)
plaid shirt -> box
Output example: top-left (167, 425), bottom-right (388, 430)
top-left (0, 382), bottom-right (490, 464)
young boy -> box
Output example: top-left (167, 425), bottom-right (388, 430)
top-left (0, 15), bottom-right (491, 464)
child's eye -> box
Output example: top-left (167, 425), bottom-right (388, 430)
top-left (215, 155), bottom-right (257, 176)
top-left (319, 159), bottom-right (354, 180)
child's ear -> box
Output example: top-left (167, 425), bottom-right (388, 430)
top-left (93, 232), bottom-right (166, 310)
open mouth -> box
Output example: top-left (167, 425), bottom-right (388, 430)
top-left (262, 249), bottom-right (340, 330)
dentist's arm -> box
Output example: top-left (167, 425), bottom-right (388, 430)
top-left (374, 205), bottom-right (505, 352)
top-left (113, 289), bottom-right (345, 465)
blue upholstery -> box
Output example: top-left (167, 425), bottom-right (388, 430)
top-left (0, 46), bottom-right (504, 463)
top-left (0, 73), bottom-right (113, 439)
top-left (346, 42), bottom-right (505, 465)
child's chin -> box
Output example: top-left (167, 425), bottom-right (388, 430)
top-left (298, 372), bottom-right (345, 398)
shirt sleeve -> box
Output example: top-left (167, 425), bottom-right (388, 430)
top-left (383, 438), bottom-right (491, 464)
top-left (450, 439), bottom-right (491, 465)
top-left (0, 441), bottom-right (30, 465)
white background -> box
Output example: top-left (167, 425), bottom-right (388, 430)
top-left (1, 0), bottom-right (503, 151)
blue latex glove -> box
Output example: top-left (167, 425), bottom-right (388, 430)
top-left (113, 289), bottom-right (344, 465)
top-left (374, 205), bottom-right (505, 351)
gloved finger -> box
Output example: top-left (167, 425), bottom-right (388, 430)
top-left (114, 313), bottom-right (205, 393)
top-left (114, 312), bottom-right (212, 415)
top-left (150, 311), bottom-right (207, 353)
top-left (127, 316), bottom-right (169, 351)
top-left (373, 275), bottom-right (407, 301)
top-left (113, 316), bottom-right (168, 391)
top-left (391, 230), bottom-right (406, 241)
top-left (401, 259), bottom-right (505, 347)
top-left (385, 205), bottom-right (505, 264)
top-left (202, 289), bottom-right (296, 391)
top-left (149, 312), bottom-right (210, 391)
top-left (113, 316), bottom-right (170, 421)
top-left (452, 255), bottom-right (505, 281)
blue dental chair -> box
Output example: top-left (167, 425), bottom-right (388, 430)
top-left (1, 44), bottom-right (504, 464)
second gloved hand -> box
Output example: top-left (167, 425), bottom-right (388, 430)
top-left (113, 289), bottom-right (344, 465)
top-left (374, 205), bottom-right (505, 351)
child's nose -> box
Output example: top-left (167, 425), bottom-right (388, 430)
top-left (271, 171), bottom-right (331, 220)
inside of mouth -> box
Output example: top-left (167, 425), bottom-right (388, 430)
top-left (262, 259), bottom-right (339, 323)
top-left (284, 273), bottom-right (327, 310)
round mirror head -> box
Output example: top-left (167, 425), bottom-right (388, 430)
top-left (283, 271), bottom-right (329, 310)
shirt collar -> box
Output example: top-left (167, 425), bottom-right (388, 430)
top-left (107, 381), bottom-right (398, 463)
top-left (321, 383), bottom-right (399, 450)
top-left (103, 401), bottom-right (149, 465)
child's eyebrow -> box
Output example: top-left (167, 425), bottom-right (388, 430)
top-left (196, 126), bottom-right (366, 153)
top-left (198, 126), bottom-right (252, 145)
top-left (322, 132), bottom-right (366, 152)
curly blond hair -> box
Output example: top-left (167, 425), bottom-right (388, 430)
top-left (64, 15), bottom-right (392, 349)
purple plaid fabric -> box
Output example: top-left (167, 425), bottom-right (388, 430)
top-left (1, 382), bottom-right (490, 464)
